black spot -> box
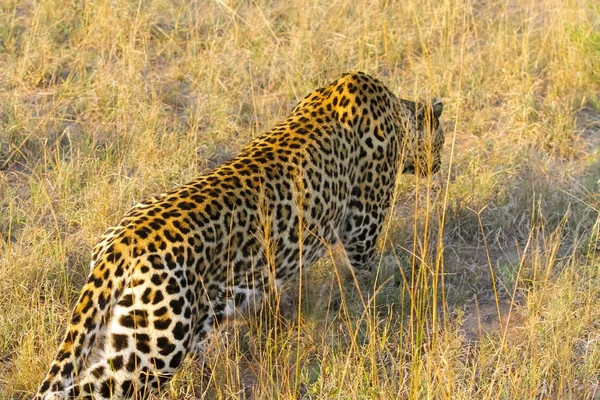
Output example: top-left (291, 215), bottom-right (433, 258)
top-left (170, 299), bottom-right (183, 315)
top-left (49, 364), bottom-right (60, 376)
top-left (154, 318), bottom-right (172, 330)
top-left (164, 229), bottom-right (184, 243)
top-left (172, 321), bottom-right (188, 341)
top-left (136, 338), bottom-right (151, 354)
top-left (169, 351), bottom-right (184, 369)
top-left (157, 337), bottom-right (176, 356)
top-left (234, 292), bottom-right (246, 306)
top-left (126, 352), bottom-right (141, 372)
top-left (92, 277), bottom-right (103, 288)
top-left (82, 381), bottom-right (95, 394)
top-left (39, 380), bottom-right (50, 393)
top-left (131, 278), bottom-right (145, 287)
top-left (117, 294), bottom-right (134, 307)
top-left (83, 315), bottom-right (95, 331)
top-left (166, 278), bottom-right (180, 294)
top-left (141, 288), bottom-right (152, 304)
top-left (62, 362), bottom-right (74, 376)
top-left (151, 273), bottom-right (163, 285)
top-left (173, 219), bottom-right (191, 234)
top-left (135, 228), bottom-right (149, 239)
top-left (119, 314), bottom-right (135, 328)
top-left (74, 344), bottom-right (82, 359)
top-left (191, 195), bottom-right (205, 203)
top-left (123, 309), bottom-right (149, 328)
top-left (99, 378), bottom-right (116, 397)
top-left (148, 254), bottom-right (164, 269)
top-left (121, 380), bottom-right (134, 397)
top-left (51, 382), bottom-right (64, 392)
top-left (154, 306), bottom-right (168, 317)
top-left (71, 314), bottom-right (81, 325)
top-left (109, 355), bottom-right (124, 371)
top-left (68, 385), bottom-right (81, 398)
top-left (115, 261), bottom-right (125, 277)
top-left (66, 330), bottom-right (79, 345)
top-left (91, 365), bottom-right (105, 378)
top-left (150, 357), bottom-right (165, 370)
top-left (97, 292), bottom-right (109, 310)
top-left (152, 290), bottom-right (164, 305)
top-left (55, 344), bottom-right (70, 361)
top-left (112, 334), bottom-right (129, 351)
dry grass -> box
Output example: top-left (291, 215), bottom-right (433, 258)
top-left (1, 0), bottom-right (600, 398)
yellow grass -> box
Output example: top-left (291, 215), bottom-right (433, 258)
top-left (1, 0), bottom-right (600, 398)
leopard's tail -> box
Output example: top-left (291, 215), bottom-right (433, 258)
top-left (34, 231), bottom-right (134, 399)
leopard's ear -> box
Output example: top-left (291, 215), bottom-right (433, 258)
top-left (432, 98), bottom-right (443, 118)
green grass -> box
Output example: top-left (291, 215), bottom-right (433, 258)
top-left (1, 0), bottom-right (600, 398)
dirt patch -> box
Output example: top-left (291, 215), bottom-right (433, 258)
top-left (458, 298), bottom-right (522, 342)
top-left (578, 106), bottom-right (600, 150)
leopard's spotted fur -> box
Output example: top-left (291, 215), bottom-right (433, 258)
top-left (35, 71), bottom-right (444, 399)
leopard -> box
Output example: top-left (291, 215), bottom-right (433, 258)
top-left (34, 71), bottom-right (444, 399)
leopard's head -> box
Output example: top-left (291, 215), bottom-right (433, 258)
top-left (398, 98), bottom-right (444, 176)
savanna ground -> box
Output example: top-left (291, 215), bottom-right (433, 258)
top-left (1, 0), bottom-right (600, 398)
